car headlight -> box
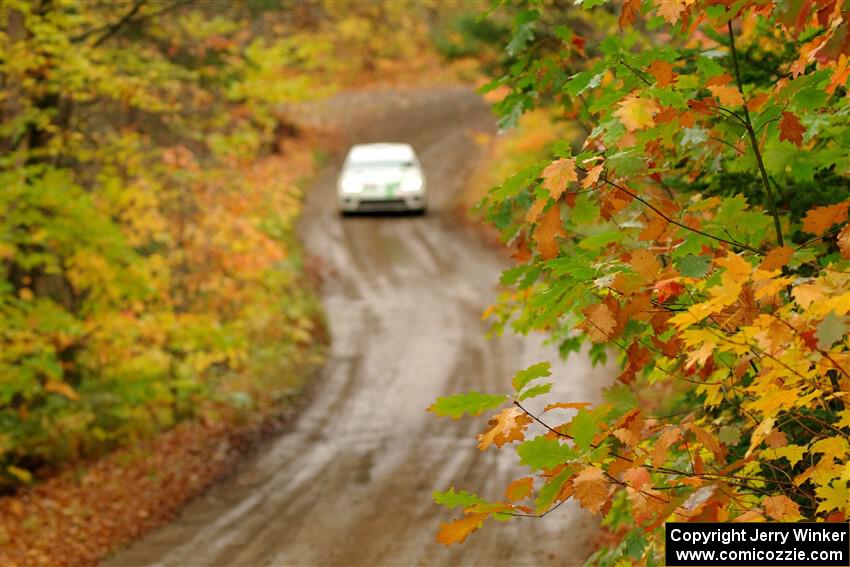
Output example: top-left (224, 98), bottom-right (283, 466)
top-left (340, 176), bottom-right (362, 193)
top-left (400, 174), bottom-right (423, 192)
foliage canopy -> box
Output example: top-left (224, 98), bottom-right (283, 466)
top-left (432, 1), bottom-right (850, 562)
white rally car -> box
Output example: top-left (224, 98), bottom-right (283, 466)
top-left (337, 143), bottom-right (427, 214)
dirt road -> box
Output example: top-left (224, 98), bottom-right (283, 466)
top-left (108, 87), bottom-right (613, 567)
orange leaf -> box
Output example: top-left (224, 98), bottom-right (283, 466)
top-left (688, 98), bottom-right (717, 116)
top-left (758, 246), bottom-right (794, 271)
top-left (763, 495), bottom-right (803, 521)
top-left (652, 426), bottom-right (682, 467)
top-left (623, 467), bottom-right (651, 491)
top-left (541, 158), bottom-right (578, 200)
top-left (648, 60), bottom-right (674, 87)
top-left (477, 407), bottom-right (533, 450)
top-left (654, 0), bottom-right (685, 24)
top-left (630, 249), bottom-right (661, 281)
top-left (707, 84), bottom-right (744, 107)
top-left (526, 198), bottom-right (548, 223)
top-left (505, 477), bottom-right (534, 501)
top-left (534, 204), bottom-right (565, 260)
top-left (801, 200), bottom-right (849, 235)
top-left (619, 0), bottom-right (640, 28)
top-left (583, 303), bottom-right (616, 342)
top-left (654, 278), bottom-right (685, 303)
top-left (686, 423), bottom-right (727, 464)
top-left (581, 163), bottom-right (604, 189)
top-left (838, 224), bottom-right (850, 259)
top-left (779, 111), bottom-right (805, 147)
top-left (436, 513), bottom-right (487, 545)
top-left (573, 466), bottom-right (610, 514)
top-left (543, 401), bottom-right (592, 413)
top-left (614, 94), bottom-right (660, 131)
top-left (746, 92), bottom-right (770, 111)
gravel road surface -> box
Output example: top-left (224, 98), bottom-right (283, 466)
top-left (107, 87), bottom-right (613, 567)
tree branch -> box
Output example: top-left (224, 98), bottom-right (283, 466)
top-left (726, 18), bottom-right (784, 247)
top-left (579, 165), bottom-right (766, 255)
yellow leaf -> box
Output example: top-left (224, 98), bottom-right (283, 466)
top-left (746, 388), bottom-right (801, 418)
top-left (541, 158), bottom-right (578, 201)
top-left (746, 418), bottom-right (775, 458)
top-left (762, 444), bottom-right (807, 466)
top-left (815, 482), bottom-right (849, 514)
top-left (44, 380), bottom-right (80, 401)
top-left (793, 283), bottom-right (825, 309)
top-left (708, 84), bottom-right (745, 107)
top-left (613, 94), bottom-right (660, 131)
top-left (573, 466), bottom-right (610, 514)
top-left (811, 437), bottom-right (849, 461)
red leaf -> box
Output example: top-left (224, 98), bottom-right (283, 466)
top-left (779, 111), bottom-right (805, 147)
top-left (654, 279), bottom-right (685, 303)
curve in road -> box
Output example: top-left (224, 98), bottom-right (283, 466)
top-left (108, 87), bottom-right (614, 567)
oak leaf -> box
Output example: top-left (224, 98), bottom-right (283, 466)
top-left (534, 204), bottom-right (565, 260)
top-left (543, 401), bottom-right (591, 413)
top-left (505, 477), bottom-right (534, 501)
top-left (573, 466), bottom-right (610, 513)
top-left (477, 407), bottom-right (532, 450)
top-left (707, 84), bottom-right (744, 107)
top-left (614, 94), bottom-right (660, 131)
top-left (436, 513), bottom-right (488, 545)
top-left (801, 200), bottom-right (849, 235)
top-left (541, 158), bottom-right (578, 200)
top-left (779, 111), bottom-right (805, 147)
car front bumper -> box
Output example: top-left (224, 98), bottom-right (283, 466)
top-left (338, 193), bottom-right (426, 212)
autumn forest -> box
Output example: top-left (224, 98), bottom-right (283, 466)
top-left (1, 1), bottom-right (849, 566)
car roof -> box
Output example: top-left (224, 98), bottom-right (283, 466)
top-left (346, 143), bottom-right (416, 163)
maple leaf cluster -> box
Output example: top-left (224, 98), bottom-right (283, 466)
top-left (433, 0), bottom-right (849, 561)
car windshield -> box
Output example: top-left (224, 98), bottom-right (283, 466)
top-left (348, 160), bottom-right (415, 169)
